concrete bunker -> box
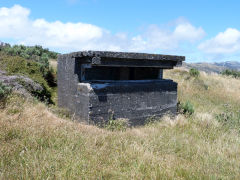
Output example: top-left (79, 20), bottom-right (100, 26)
top-left (58, 51), bottom-right (185, 126)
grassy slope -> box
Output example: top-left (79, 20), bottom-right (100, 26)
top-left (1, 68), bottom-right (240, 179)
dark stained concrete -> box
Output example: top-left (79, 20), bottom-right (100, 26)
top-left (58, 51), bottom-right (184, 126)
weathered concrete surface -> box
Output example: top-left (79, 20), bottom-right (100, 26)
top-left (58, 51), bottom-right (184, 126)
top-left (76, 80), bottom-right (177, 126)
top-left (64, 50), bottom-right (185, 62)
top-left (61, 51), bottom-right (185, 68)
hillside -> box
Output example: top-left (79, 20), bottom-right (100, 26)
top-left (183, 61), bottom-right (240, 73)
top-left (0, 45), bottom-right (57, 104)
top-left (215, 61), bottom-right (240, 71)
top-left (1, 65), bottom-right (240, 179)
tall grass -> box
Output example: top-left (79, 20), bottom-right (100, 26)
top-left (1, 68), bottom-right (240, 179)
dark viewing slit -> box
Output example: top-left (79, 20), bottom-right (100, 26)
top-left (83, 66), bottom-right (161, 81)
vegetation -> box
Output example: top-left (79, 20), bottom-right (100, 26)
top-left (0, 44), bottom-right (58, 68)
top-left (1, 68), bottom-right (240, 179)
top-left (221, 69), bottom-right (240, 78)
top-left (0, 44), bottom-right (58, 103)
top-left (216, 106), bottom-right (240, 132)
top-left (105, 118), bottom-right (129, 131)
top-left (0, 82), bottom-right (11, 108)
top-left (178, 100), bottom-right (195, 115)
top-left (189, 68), bottom-right (200, 77)
top-left (0, 82), bottom-right (11, 99)
top-left (0, 44), bottom-right (58, 85)
top-left (0, 52), bottom-right (54, 103)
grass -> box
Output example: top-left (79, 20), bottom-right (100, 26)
top-left (49, 59), bottom-right (58, 72)
top-left (1, 68), bottom-right (240, 179)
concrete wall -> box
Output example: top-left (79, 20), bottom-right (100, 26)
top-left (58, 53), bottom-right (179, 126)
top-left (76, 80), bottom-right (177, 126)
top-left (57, 55), bottom-right (83, 119)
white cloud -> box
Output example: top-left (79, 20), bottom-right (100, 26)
top-left (0, 5), bottom-right (105, 52)
top-left (198, 28), bottom-right (240, 54)
top-left (128, 22), bottom-right (205, 52)
top-left (0, 5), bottom-right (205, 53)
top-left (173, 22), bottom-right (205, 42)
top-left (0, 5), bottom-right (30, 38)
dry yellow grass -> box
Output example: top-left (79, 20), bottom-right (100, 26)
top-left (1, 68), bottom-right (240, 179)
top-left (49, 59), bottom-right (57, 72)
top-left (165, 68), bottom-right (240, 113)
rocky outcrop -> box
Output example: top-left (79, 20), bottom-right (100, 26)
top-left (0, 70), bottom-right (43, 98)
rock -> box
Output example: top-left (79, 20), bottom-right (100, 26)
top-left (0, 70), bottom-right (43, 98)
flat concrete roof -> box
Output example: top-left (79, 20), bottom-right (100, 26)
top-left (60, 51), bottom-right (185, 68)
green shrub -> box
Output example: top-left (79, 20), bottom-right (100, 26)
top-left (0, 82), bottom-right (11, 99)
top-left (0, 44), bottom-right (58, 89)
top-left (39, 53), bottom-right (49, 69)
top-left (189, 68), bottom-right (200, 77)
top-left (221, 69), bottom-right (240, 78)
top-left (1, 44), bottom-right (58, 69)
top-left (178, 101), bottom-right (195, 115)
top-left (0, 54), bottom-right (53, 104)
top-left (0, 82), bottom-right (11, 108)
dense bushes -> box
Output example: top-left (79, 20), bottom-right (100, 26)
top-left (0, 44), bottom-right (58, 103)
top-left (0, 54), bottom-right (53, 104)
top-left (1, 45), bottom-right (58, 85)
top-left (221, 69), bottom-right (240, 78)
top-left (1, 45), bottom-right (58, 69)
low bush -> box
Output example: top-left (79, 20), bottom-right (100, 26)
top-left (178, 101), bottom-right (195, 115)
top-left (0, 82), bottom-right (11, 99)
top-left (189, 68), bottom-right (200, 77)
top-left (0, 82), bottom-right (11, 108)
top-left (221, 69), bottom-right (240, 78)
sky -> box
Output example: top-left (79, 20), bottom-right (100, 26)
top-left (0, 0), bottom-right (240, 62)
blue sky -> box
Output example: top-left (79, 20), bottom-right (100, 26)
top-left (0, 0), bottom-right (240, 62)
